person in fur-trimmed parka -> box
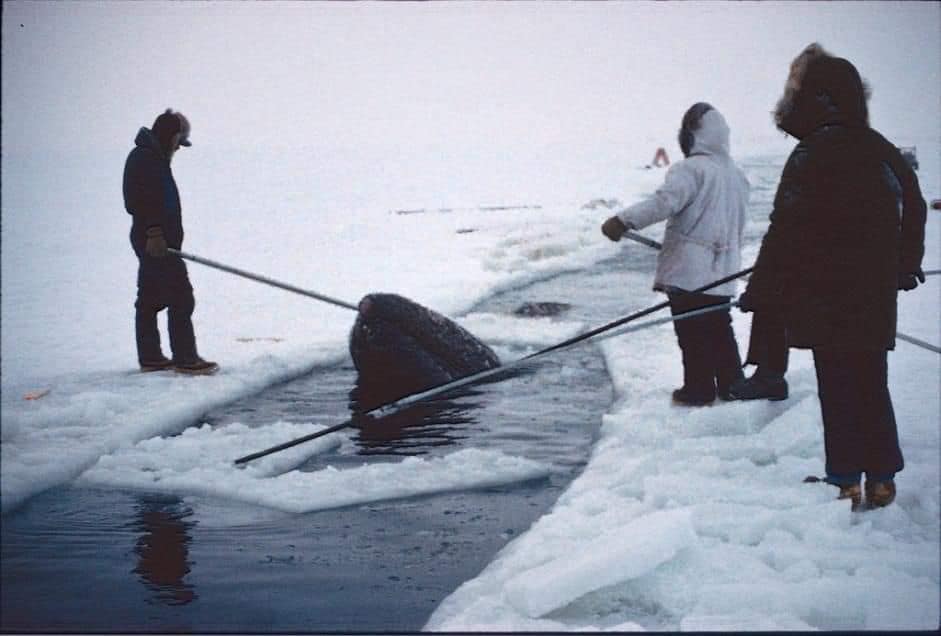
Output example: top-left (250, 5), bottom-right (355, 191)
top-left (601, 103), bottom-right (749, 406)
top-left (738, 45), bottom-right (927, 510)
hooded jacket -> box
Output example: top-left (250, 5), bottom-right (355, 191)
top-left (123, 127), bottom-right (184, 258)
top-left (744, 52), bottom-right (926, 350)
top-left (616, 109), bottom-right (750, 296)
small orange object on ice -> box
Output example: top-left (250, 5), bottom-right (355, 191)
top-left (24, 388), bottom-right (51, 400)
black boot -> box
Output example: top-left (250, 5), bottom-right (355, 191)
top-left (728, 369), bottom-right (788, 401)
top-left (669, 292), bottom-right (720, 406)
top-left (672, 386), bottom-right (716, 406)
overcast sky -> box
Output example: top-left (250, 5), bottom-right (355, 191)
top-left (2, 1), bottom-right (939, 156)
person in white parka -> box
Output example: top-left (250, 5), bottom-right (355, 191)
top-left (601, 103), bottom-right (749, 405)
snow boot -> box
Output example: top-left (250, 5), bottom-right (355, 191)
top-left (805, 475), bottom-right (864, 511)
top-left (672, 386), bottom-right (715, 407)
top-left (716, 383), bottom-right (740, 402)
top-left (837, 483), bottom-right (863, 511)
top-left (727, 370), bottom-right (788, 401)
top-left (864, 480), bottom-right (896, 509)
top-left (174, 357), bottom-right (219, 375)
top-left (140, 356), bottom-right (175, 373)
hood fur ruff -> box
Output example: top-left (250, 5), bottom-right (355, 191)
top-left (774, 42), bottom-right (832, 130)
top-left (774, 42), bottom-right (872, 139)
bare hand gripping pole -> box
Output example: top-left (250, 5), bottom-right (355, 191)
top-left (168, 248), bottom-right (359, 312)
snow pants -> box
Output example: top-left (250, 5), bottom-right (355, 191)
top-left (668, 291), bottom-right (744, 400)
top-left (812, 347), bottom-right (903, 485)
top-left (135, 254), bottom-right (198, 364)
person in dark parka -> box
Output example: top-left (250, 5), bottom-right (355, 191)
top-left (123, 109), bottom-right (218, 374)
top-left (738, 45), bottom-right (927, 510)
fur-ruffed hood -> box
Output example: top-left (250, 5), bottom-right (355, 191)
top-left (774, 43), bottom-right (871, 139)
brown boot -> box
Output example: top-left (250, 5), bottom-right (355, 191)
top-left (174, 357), bottom-right (219, 375)
top-left (140, 356), bottom-right (174, 373)
top-left (865, 480), bottom-right (896, 509)
top-left (838, 483), bottom-right (863, 511)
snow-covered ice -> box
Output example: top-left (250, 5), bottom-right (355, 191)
top-left (424, 152), bottom-right (940, 631)
top-left (3, 1), bottom-right (939, 631)
top-left (77, 425), bottom-right (551, 515)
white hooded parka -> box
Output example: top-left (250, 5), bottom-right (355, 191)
top-left (616, 109), bottom-right (749, 297)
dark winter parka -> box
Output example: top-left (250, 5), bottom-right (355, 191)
top-left (123, 127), bottom-right (184, 258)
top-left (744, 55), bottom-right (927, 350)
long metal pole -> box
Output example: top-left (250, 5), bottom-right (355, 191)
top-left (170, 234), bottom-right (661, 313)
top-left (524, 265), bottom-right (753, 360)
top-left (168, 248), bottom-right (359, 312)
top-left (623, 230), bottom-right (663, 250)
top-left (622, 233), bottom-right (940, 354)
top-left (896, 333), bottom-right (941, 354)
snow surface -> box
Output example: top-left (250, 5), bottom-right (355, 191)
top-left (3, 1), bottom-right (940, 630)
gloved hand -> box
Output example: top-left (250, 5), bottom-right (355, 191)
top-left (145, 226), bottom-right (168, 258)
top-left (601, 216), bottom-right (628, 242)
top-left (898, 268), bottom-right (925, 291)
top-left (737, 290), bottom-right (756, 313)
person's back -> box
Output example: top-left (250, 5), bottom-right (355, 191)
top-left (660, 134), bottom-right (748, 278)
top-left (754, 51), bottom-right (926, 351)
top-left (622, 107), bottom-right (749, 298)
top-left (601, 103), bottom-right (749, 405)
top-left (781, 125), bottom-right (908, 348)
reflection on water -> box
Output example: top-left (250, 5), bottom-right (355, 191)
top-left (132, 497), bottom-right (197, 606)
top-left (347, 366), bottom-right (535, 456)
top-left (348, 381), bottom-right (484, 455)
top-left (350, 397), bottom-right (479, 455)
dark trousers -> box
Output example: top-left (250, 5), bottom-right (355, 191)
top-left (812, 347), bottom-right (903, 484)
top-left (135, 255), bottom-right (198, 364)
top-left (668, 291), bottom-right (744, 399)
top-left (744, 310), bottom-right (789, 377)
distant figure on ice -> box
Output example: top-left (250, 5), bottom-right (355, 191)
top-left (123, 109), bottom-right (218, 375)
top-left (650, 146), bottom-right (670, 168)
top-left (601, 103), bottom-right (749, 406)
top-left (737, 44), bottom-right (927, 510)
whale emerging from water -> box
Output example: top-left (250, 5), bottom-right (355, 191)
top-left (349, 293), bottom-right (501, 408)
